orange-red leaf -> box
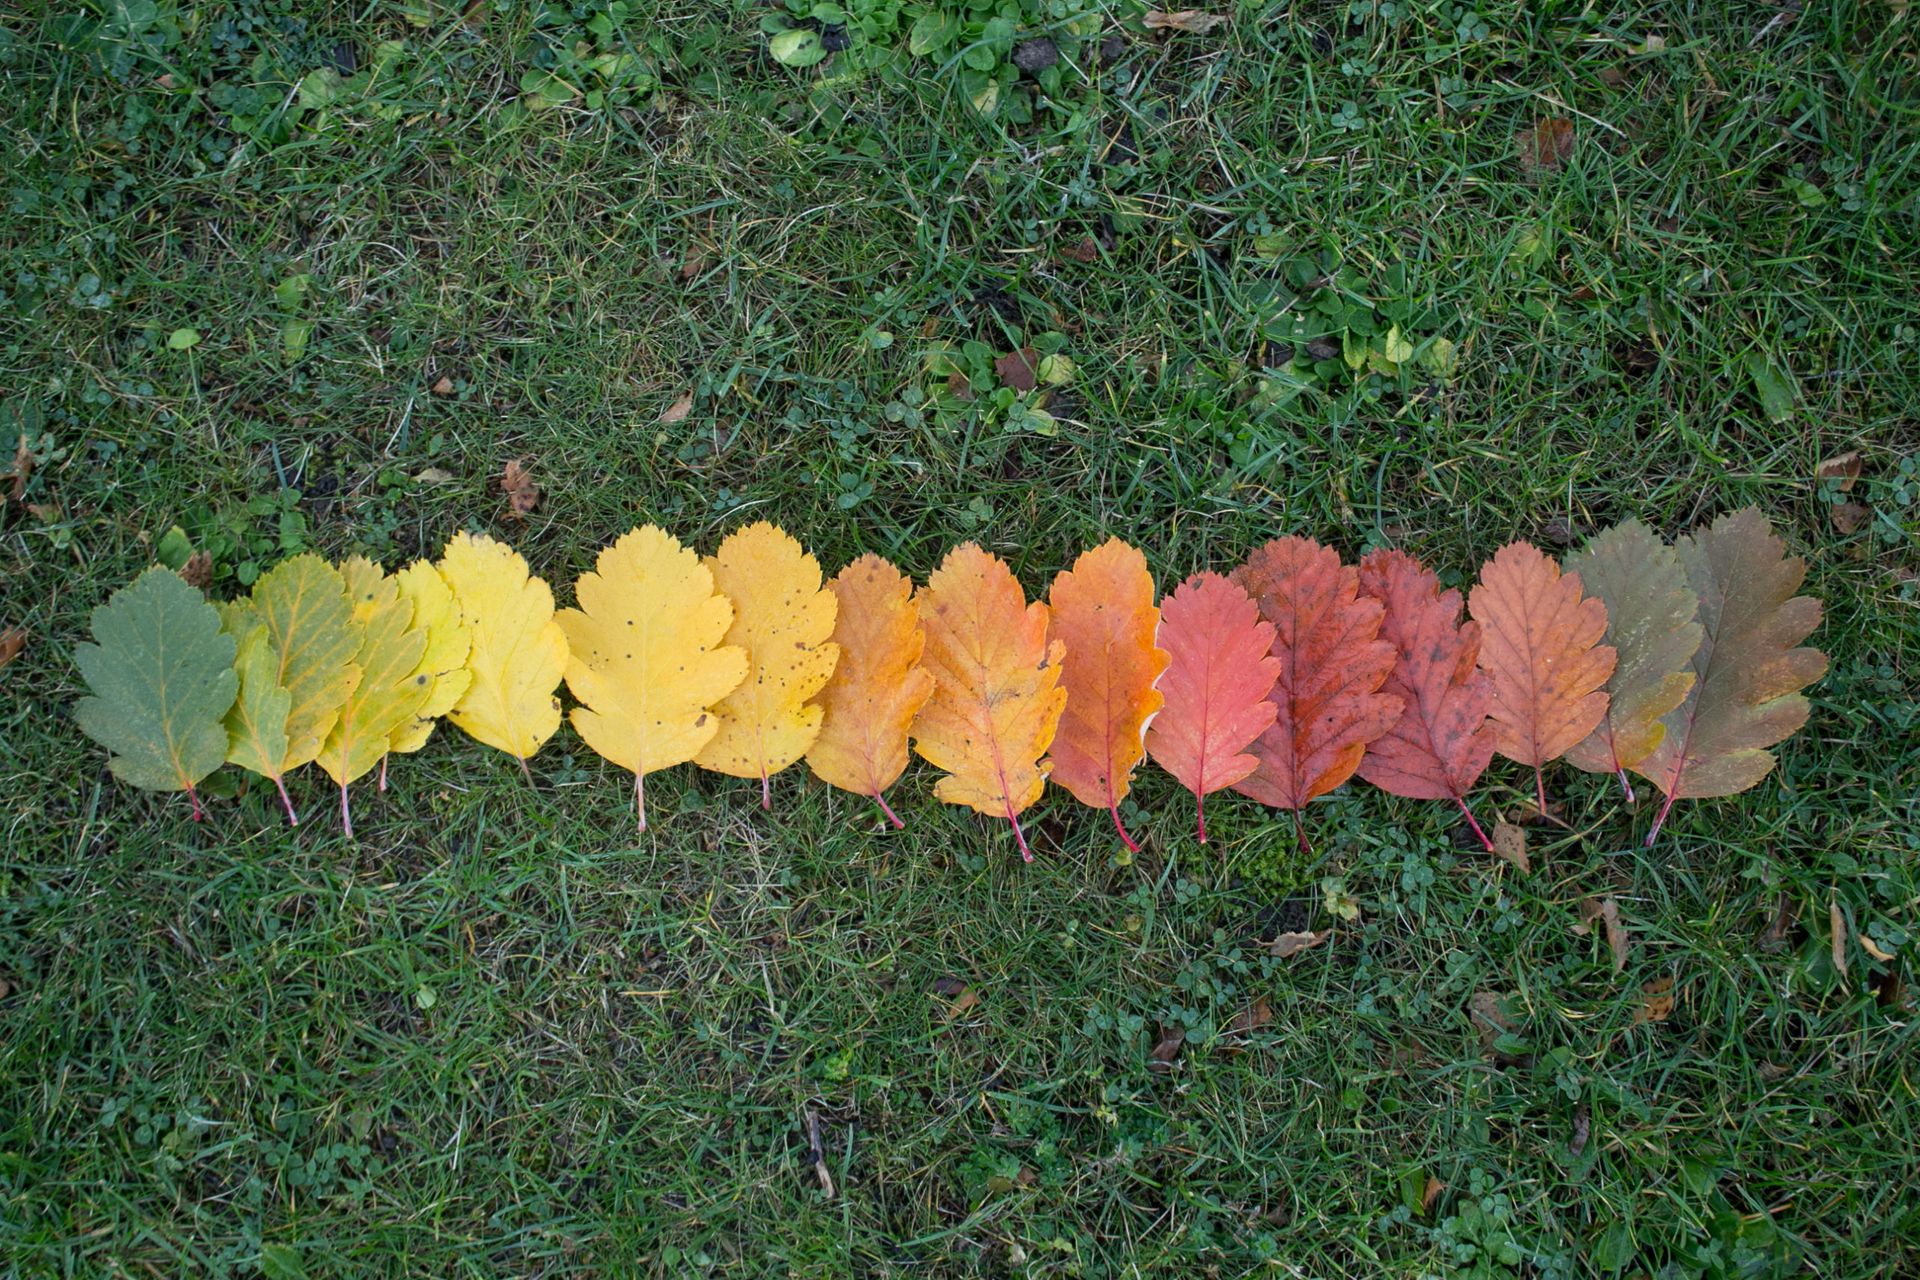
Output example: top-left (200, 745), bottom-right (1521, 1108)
top-left (1468, 542), bottom-right (1615, 808)
top-left (1632, 508), bottom-right (1826, 842)
top-left (1356, 550), bottom-right (1498, 841)
top-left (807, 554), bottom-right (936, 827)
top-left (1230, 538), bottom-right (1403, 832)
top-left (1046, 539), bottom-right (1169, 851)
top-left (912, 544), bottom-right (1067, 862)
top-left (1144, 571), bottom-right (1278, 843)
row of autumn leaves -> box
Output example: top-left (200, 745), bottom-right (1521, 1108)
top-left (72, 507), bottom-right (1825, 853)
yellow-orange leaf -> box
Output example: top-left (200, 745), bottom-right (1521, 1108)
top-left (807, 554), bottom-right (935, 827)
top-left (1046, 538), bottom-right (1168, 851)
top-left (1468, 542), bottom-right (1616, 812)
top-left (693, 523), bottom-right (840, 807)
top-left (912, 543), bottom-right (1066, 862)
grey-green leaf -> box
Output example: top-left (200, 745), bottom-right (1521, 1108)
top-left (73, 567), bottom-right (238, 797)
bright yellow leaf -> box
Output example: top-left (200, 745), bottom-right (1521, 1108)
top-left (557, 525), bottom-right (748, 831)
top-left (438, 532), bottom-right (568, 765)
top-left (388, 559), bottom-right (472, 755)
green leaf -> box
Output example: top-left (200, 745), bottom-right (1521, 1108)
top-left (220, 606), bottom-right (298, 823)
top-left (1421, 336), bottom-right (1459, 378)
top-left (909, 10), bottom-right (956, 56)
top-left (166, 327), bottom-right (201, 351)
top-left (769, 27), bottom-right (828, 66)
top-left (1744, 352), bottom-right (1798, 423)
top-left (281, 319), bottom-right (313, 363)
top-left (73, 567), bottom-right (238, 800)
top-left (1381, 324), bottom-right (1413, 364)
top-left (273, 274), bottom-right (312, 310)
top-left (155, 525), bottom-right (194, 571)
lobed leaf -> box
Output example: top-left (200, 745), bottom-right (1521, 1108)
top-left (439, 532), bottom-right (568, 764)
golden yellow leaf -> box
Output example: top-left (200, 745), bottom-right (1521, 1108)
top-left (438, 532), bottom-right (568, 766)
top-left (388, 559), bottom-right (472, 756)
top-left (912, 543), bottom-right (1066, 862)
top-left (693, 523), bottom-right (839, 807)
top-left (807, 554), bottom-right (935, 826)
top-left (557, 526), bottom-right (747, 830)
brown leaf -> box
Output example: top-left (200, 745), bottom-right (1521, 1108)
top-left (944, 987), bottom-right (982, 1021)
top-left (178, 551), bottom-right (213, 590)
top-left (677, 254), bottom-right (708, 283)
top-left (1422, 1175), bottom-right (1446, 1215)
top-left (26, 502), bottom-right (61, 524)
top-left (660, 391), bottom-right (695, 425)
top-left (1830, 502), bottom-right (1869, 535)
top-left (1269, 929), bottom-right (1329, 959)
top-left (1861, 931), bottom-right (1897, 964)
top-left (1635, 976), bottom-right (1675, 1024)
top-left (1815, 450), bottom-right (1861, 491)
top-left (1491, 821), bottom-right (1531, 873)
top-left (1756, 893), bottom-right (1798, 952)
top-left (994, 348), bottom-right (1039, 393)
top-left (1577, 896), bottom-right (1629, 972)
top-left (1516, 117), bottom-right (1576, 176)
top-left (1469, 990), bottom-right (1522, 1054)
top-left (1224, 996), bottom-right (1273, 1038)
top-left (945, 370), bottom-right (976, 402)
top-left (1059, 236), bottom-right (1103, 264)
top-left (4, 433), bottom-right (30, 500)
top-left (1143, 9), bottom-right (1229, 33)
top-left (430, 374), bottom-right (455, 396)
top-left (499, 459), bottom-right (540, 519)
top-left (0, 626), bottom-right (24, 670)
top-left (928, 974), bottom-right (970, 997)
top-left (1831, 899), bottom-right (1848, 982)
top-left (1147, 1023), bottom-right (1186, 1073)
top-left (1569, 1104), bottom-right (1591, 1157)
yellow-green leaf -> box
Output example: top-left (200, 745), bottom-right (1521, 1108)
top-left (72, 567), bottom-right (238, 815)
top-left (247, 553), bottom-right (363, 771)
top-left (221, 607), bottom-right (299, 824)
top-left (317, 558), bottom-right (431, 832)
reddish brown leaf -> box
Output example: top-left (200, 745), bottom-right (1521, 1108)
top-left (0, 626), bottom-right (24, 670)
top-left (499, 459), bottom-right (540, 519)
top-left (178, 551), bottom-right (213, 590)
top-left (1635, 976), bottom-right (1675, 1024)
top-left (1632, 509), bottom-right (1825, 843)
top-left (1224, 996), bottom-right (1273, 1038)
top-left (1229, 538), bottom-right (1403, 846)
top-left (1147, 1024), bottom-right (1186, 1073)
top-left (430, 374), bottom-right (455, 396)
top-left (1516, 118), bottom-right (1576, 175)
top-left (1269, 929), bottom-right (1330, 959)
top-left (1830, 502), bottom-right (1869, 535)
top-left (1355, 550), bottom-right (1498, 848)
top-left (1469, 542), bottom-right (1616, 813)
top-left (1491, 820), bottom-right (1531, 873)
top-left (1145, 571), bottom-right (1279, 843)
top-left (4, 434), bottom-right (30, 501)
top-left (994, 348), bottom-right (1039, 392)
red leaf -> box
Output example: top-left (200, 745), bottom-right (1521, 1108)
top-left (1356, 550), bottom-right (1498, 849)
top-left (1230, 538), bottom-right (1403, 847)
top-left (1145, 571), bottom-right (1278, 843)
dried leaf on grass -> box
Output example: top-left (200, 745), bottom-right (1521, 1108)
top-left (0, 625), bottom-right (26, 670)
top-left (1516, 117), bottom-right (1576, 175)
top-left (1269, 930), bottom-right (1330, 959)
top-left (1815, 451), bottom-right (1861, 490)
top-left (1576, 896), bottom-right (1630, 972)
top-left (1635, 976), bottom-right (1675, 1024)
top-left (499, 459), bottom-right (540, 518)
top-left (1491, 821), bottom-right (1531, 873)
top-left (1143, 10), bottom-right (1229, 33)
top-left (1148, 1024), bottom-right (1186, 1073)
top-left (660, 391), bottom-right (695, 424)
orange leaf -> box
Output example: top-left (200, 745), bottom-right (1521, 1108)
top-left (1145, 571), bottom-right (1278, 843)
top-left (1046, 539), bottom-right (1168, 852)
top-left (1230, 537), bottom-right (1403, 846)
top-left (1355, 550), bottom-right (1498, 848)
top-left (912, 544), bottom-right (1067, 862)
top-left (807, 554), bottom-right (936, 827)
top-left (1631, 509), bottom-right (1826, 843)
top-left (1468, 543), bottom-right (1615, 812)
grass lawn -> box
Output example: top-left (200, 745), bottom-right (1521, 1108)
top-left (4, 0), bottom-right (1918, 1275)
